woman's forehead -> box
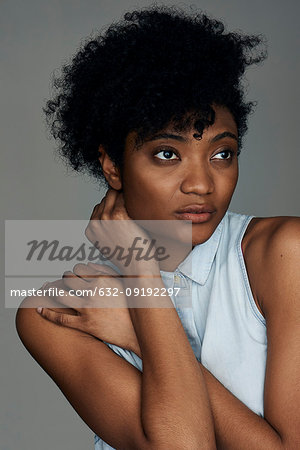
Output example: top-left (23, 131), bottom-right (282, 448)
top-left (126, 106), bottom-right (237, 150)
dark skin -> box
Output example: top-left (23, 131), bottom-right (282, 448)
top-left (112, 105), bottom-right (239, 249)
top-left (16, 105), bottom-right (300, 449)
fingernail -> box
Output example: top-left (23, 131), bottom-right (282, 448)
top-left (37, 307), bottom-right (43, 314)
top-left (42, 282), bottom-right (49, 289)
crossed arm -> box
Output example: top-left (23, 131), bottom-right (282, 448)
top-left (16, 218), bottom-right (300, 449)
top-left (16, 279), bottom-right (215, 450)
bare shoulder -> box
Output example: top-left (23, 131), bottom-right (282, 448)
top-left (242, 215), bottom-right (300, 318)
top-left (16, 294), bottom-right (81, 341)
top-left (243, 215), bottom-right (300, 264)
top-left (16, 295), bottom-right (90, 375)
top-left (15, 296), bottom-right (148, 449)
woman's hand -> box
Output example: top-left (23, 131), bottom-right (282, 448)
top-left (37, 262), bottom-right (141, 356)
top-left (85, 189), bottom-right (161, 276)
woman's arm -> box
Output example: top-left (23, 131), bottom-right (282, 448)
top-left (16, 296), bottom-right (147, 450)
top-left (128, 217), bottom-right (300, 449)
top-left (194, 217), bottom-right (300, 449)
top-left (124, 275), bottom-right (216, 448)
top-left (16, 287), bottom-right (216, 450)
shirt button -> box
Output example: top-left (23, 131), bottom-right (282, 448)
top-left (174, 275), bottom-right (180, 282)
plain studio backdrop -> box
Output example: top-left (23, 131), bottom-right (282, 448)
top-left (1, 0), bottom-right (299, 449)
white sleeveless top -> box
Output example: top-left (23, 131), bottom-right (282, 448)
top-left (94, 211), bottom-right (267, 449)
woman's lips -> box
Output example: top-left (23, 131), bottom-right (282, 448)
top-left (174, 205), bottom-right (216, 223)
top-left (174, 211), bottom-right (215, 223)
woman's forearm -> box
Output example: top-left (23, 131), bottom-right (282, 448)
top-left (130, 329), bottom-right (283, 449)
top-left (125, 276), bottom-right (216, 450)
top-left (200, 366), bottom-right (283, 449)
top-left (126, 293), bottom-right (283, 449)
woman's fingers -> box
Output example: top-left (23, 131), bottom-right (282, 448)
top-left (113, 191), bottom-right (131, 219)
top-left (62, 272), bottom-right (89, 291)
top-left (85, 189), bottom-right (153, 274)
top-left (90, 196), bottom-right (106, 220)
top-left (101, 188), bottom-right (119, 218)
top-left (69, 264), bottom-right (97, 280)
top-left (89, 187), bottom-right (119, 220)
top-left (72, 263), bottom-right (117, 278)
top-left (92, 189), bottom-right (129, 220)
top-left (85, 194), bottom-right (108, 243)
top-left (62, 270), bottom-right (78, 279)
top-left (37, 307), bottom-right (83, 330)
top-left (86, 262), bottom-right (120, 276)
top-left (62, 265), bottom-right (119, 293)
top-left (43, 282), bottom-right (84, 309)
top-left (62, 270), bottom-right (90, 294)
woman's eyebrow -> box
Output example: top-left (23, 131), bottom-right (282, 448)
top-left (210, 131), bottom-right (238, 143)
top-left (146, 131), bottom-right (238, 143)
top-left (147, 133), bottom-right (187, 142)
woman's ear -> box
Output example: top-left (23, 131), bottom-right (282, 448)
top-left (98, 146), bottom-right (122, 190)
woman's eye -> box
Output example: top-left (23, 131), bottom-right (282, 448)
top-left (154, 149), bottom-right (179, 160)
top-left (212, 149), bottom-right (234, 160)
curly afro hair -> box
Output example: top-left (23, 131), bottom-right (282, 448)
top-left (45, 5), bottom-right (267, 185)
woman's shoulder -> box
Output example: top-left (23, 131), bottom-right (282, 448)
top-left (241, 215), bottom-right (300, 317)
top-left (242, 215), bottom-right (300, 255)
top-left (16, 294), bottom-right (86, 362)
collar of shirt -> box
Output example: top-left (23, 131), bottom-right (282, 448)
top-left (160, 212), bottom-right (226, 286)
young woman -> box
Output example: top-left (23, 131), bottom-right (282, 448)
top-left (16, 6), bottom-right (300, 450)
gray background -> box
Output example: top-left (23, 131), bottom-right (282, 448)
top-left (1, 0), bottom-right (299, 449)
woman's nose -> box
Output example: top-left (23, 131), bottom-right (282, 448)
top-left (180, 163), bottom-right (214, 195)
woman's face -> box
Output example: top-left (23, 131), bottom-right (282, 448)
top-left (121, 105), bottom-right (239, 246)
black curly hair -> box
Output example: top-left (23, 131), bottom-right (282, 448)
top-left (45, 5), bottom-right (267, 185)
